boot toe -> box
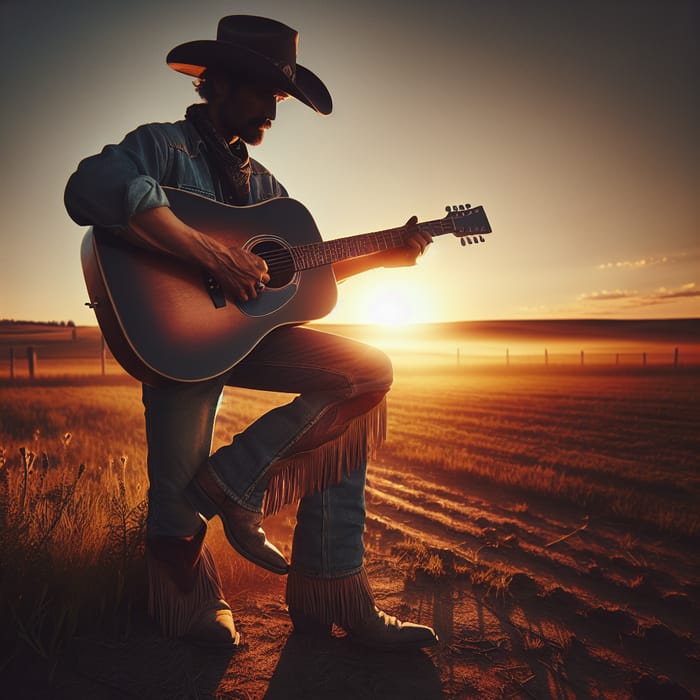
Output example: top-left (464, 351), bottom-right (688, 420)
top-left (348, 607), bottom-right (438, 651)
top-left (186, 601), bottom-right (241, 648)
top-left (188, 466), bottom-right (289, 574)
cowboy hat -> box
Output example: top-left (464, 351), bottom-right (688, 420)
top-left (167, 15), bottom-right (332, 115)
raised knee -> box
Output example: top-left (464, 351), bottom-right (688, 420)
top-left (367, 346), bottom-right (393, 392)
top-left (334, 339), bottom-right (394, 396)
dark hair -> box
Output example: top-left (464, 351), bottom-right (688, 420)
top-left (194, 69), bottom-right (244, 101)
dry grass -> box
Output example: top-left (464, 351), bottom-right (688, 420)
top-left (0, 380), bottom-right (149, 663)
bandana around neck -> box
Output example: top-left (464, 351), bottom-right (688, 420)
top-left (185, 103), bottom-right (252, 205)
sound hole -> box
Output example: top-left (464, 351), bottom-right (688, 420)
top-left (250, 240), bottom-right (295, 288)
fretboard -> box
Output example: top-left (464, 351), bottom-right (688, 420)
top-left (289, 218), bottom-right (454, 271)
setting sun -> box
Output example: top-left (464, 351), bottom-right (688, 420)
top-left (355, 283), bottom-right (428, 326)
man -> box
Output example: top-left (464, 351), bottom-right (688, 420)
top-left (65, 15), bottom-right (437, 650)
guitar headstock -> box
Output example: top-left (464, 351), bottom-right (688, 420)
top-left (443, 203), bottom-right (492, 246)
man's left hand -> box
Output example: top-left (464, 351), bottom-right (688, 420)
top-left (381, 215), bottom-right (433, 268)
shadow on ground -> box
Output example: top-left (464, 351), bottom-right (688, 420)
top-left (264, 633), bottom-right (443, 700)
top-left (1, 612), bottom-right (444, 700)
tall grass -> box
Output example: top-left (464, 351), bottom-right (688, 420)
top-left (0, 378), bottom-right (288, 664)
top-left (0, 382), bottom-right (149, 665)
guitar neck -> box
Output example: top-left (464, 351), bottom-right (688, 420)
top-left (289, 218), bottom-right (453, 271)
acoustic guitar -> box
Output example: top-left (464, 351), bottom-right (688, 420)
top-left (81, 187), bottom-right (491, 385)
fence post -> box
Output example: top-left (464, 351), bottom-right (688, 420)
top-left (580, 350), bottom-right (584, 367)
top-left (506, 348), bottom-right (510, 367)
top-left (27, 346), bottom-right (37, 379)
top-left (674, 347), bottom-right (679, 369)
top-left (9, 348), bottom-right (15, 380)
top-left (544, 348), bottom-right (548, 366)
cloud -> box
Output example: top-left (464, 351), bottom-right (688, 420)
top-left (578, 283), bottom-right (699, 308)
top-left (597, 255), bottom-right (672, 271)
top-left (578, 289), bottom-right (638, 302)
top-left (515, 282), bottom-right (699, 318)
top-left (596, 250), bottom-right (700, 272)
top-left (648, 283), bottom-right (699, 302)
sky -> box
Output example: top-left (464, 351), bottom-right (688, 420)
top-left (0, 0), bottom-right (698, 326)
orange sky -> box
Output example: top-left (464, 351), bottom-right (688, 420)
top-left (0, 0), bottom-right (698, 325)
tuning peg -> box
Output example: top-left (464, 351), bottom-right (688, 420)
top-left (445, 206), bottom-right (451, 213)
top-left (460, 238), bottom-right (466, 247)
top-left (479, 235), bottom-right (485, 242)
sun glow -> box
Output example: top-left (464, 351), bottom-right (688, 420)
top-left (359, 284), bottom-right (426, 326)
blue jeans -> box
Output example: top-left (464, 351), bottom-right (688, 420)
top-left (143, 326), bottom-right (392, 578)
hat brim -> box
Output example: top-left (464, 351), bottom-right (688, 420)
top-left (167, 40), bottom-right (332, 115)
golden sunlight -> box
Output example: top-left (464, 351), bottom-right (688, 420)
top-left (360, 284), bottom-right (426, 326)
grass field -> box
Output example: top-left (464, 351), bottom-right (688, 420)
top-left (0, 321), bottom-right (698, 698)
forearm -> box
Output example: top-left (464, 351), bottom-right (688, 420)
top-left (332, 253), bottom-right (387, 282)
top-left (128, 206), bottom-right (269, 302)
top-left (332, 219), bottom-right (433, 282)
top-left (127, 205), bottom-right (222, 269)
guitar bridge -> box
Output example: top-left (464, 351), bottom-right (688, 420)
top-left (203, 272), bottom-right (227, 309)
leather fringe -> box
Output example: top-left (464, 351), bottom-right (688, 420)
top-left (286, 567), bottom-right (376, 630)
top-left (262, 396), bottom-right (387, 516)
top-left (147, 542), bottom-right (225, 639)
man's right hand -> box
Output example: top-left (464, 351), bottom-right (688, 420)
top-left (128, 205), bottom-right (270, 302)
top-left (209, 245), bottom-right (270, 302)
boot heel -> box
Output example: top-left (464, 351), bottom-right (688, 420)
top-left (289, 607), bottom-right (332, 637)
top-left (186, 474), bottom-right (218, 520)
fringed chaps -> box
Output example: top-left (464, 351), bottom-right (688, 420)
top-left (262, 393), bottom-right (387, 516)
top-left (147, 537), bottom-right (227, 639)
top-left (286, 567), bottom-right (376, 630)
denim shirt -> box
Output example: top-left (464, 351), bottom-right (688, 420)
top-left (64, 118), bottom-right (288, 233)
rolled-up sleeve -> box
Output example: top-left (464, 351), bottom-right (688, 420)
top-left (64, 124), bottom-right (172, 231)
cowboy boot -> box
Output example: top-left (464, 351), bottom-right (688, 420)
top-left (286, 460), bottom-right (437, 651)
top-left (146, 522), bottom-right (240, 647)
top-left (287, 567), bottom-right (438, 650)
top-left (187, 462), bottom-right (288, 574)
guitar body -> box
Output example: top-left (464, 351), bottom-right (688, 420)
top-left (82, 188), bottom-right (337, 385)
